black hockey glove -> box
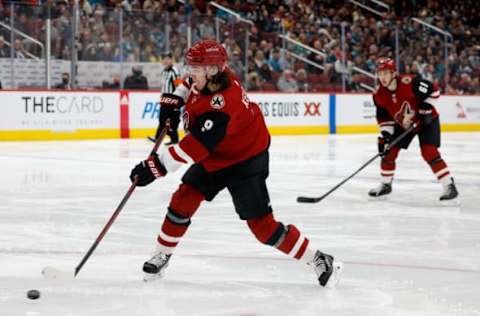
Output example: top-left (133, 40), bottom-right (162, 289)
top-left (130, 153), bottom-right (167, 187)
top-left (160, 93), bottom-right (185, 109)
top-left (419, 102), bottom-right (433, 125)
top-left (160, 94), bottom-right (184, 126)
top-left (378, 131), bottom-right (393, 157)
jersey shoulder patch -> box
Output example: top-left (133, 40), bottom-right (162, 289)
top-left (401, 76), bottom-right (412, 84)
top-left (210, 94), bottom-right (225, 110)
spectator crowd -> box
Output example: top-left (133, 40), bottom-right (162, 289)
top-left (0, 0), bottom-right (478, 93)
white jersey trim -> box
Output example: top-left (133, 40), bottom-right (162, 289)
top-left (174, 84), bottom-right (191, 102)
top-left (381, 169), bottom-right (395, 175)
top-left (435, 168), bottom-right (450, 178)
top-left (380, 125), bottom-right (394, 135)
top-left (174, 144), bottom-right (194, 164)
top-left (158, 146), bottom-right (184, 173)
top-left (158, 230), bottom-right (182, 243)
top-left (288, 234), bottom-right (305, 258)
top-left (424, 96), bottom-right (439, 107)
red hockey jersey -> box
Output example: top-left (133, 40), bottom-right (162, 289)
top-left (166, 69), bottom-right (270, 172)
top-left (373, 75), bottom-right (440, 132)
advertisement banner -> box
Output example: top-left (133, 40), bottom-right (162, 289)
top-left (335, 94), bottom-right (480, 133)
top-left (436, 95), bottom-right (480, 124)
top-left (0, 58), bottom-right (70, 89)
top-left (335, 94), bottom-right (377, 133)
top-left (0, 59), bottom-right (179, 90)
top-left (128, 92), bottom-right (330, 136)
top-left (0, 91), bottom-right (119, 140)
top-left (2, 90), bottom-right (479, 141)
top-left (249, 93), bottom-right (329, 128)
top-left (128, 92), bottom-right (162, 130)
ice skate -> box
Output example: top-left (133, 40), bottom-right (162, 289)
top-left (143, 251), bottom-right (172, 281)
top-left (308, 251), bottom-right (343, 288)
top-left (368, 182), bottom-right (392, 198)
top-left (439, 179), bottom-right (459, 205)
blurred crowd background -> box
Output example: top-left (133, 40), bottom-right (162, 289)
top-left (0, 0), bottom-right (478, 93)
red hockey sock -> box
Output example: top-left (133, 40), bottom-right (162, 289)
top-left (247, 213), bottom-right (285, 245)
top-left (247, 214), bottom-right (312, 261)
top-left (421, 144), bottom-right (451, 183)
top-left (156, 184), bottom-right (205, 254)
top-left (276, 224), bottom-right (311, 260)
top-left (380, 146), bottom-right (400, 182)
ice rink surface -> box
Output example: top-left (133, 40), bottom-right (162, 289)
top-left (1, 133), bottom-right (479, 316)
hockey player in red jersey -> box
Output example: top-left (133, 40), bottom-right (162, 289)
top-left (369, 57), bottom-right (458, 201)
top-left (129, 39), bottom-right (343, 287)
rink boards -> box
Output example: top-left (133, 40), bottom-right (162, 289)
top-left (0, 90), bottom-right (479, 140)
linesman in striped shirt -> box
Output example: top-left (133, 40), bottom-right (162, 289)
top-left (151, 51), bottom-right (183, 145)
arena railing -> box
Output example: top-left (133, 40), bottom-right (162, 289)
top-left (410, 17), bottom-right (453, 90)
top-left (208, 1), bottom-right (253, 87)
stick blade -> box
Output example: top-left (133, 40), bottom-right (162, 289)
top-left (297, 196), bottom-right (321, 203)
top-left (42, 266), bottom-right (75, 280)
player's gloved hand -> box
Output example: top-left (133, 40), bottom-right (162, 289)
top-left (419, 102), bottom-right (433, 125)
top-left (378, 131), bottom-right (393, 157)
top-left (130, 153), bottom-right (167, 187)
top-left (160, 93), bottom-right (185, 109)
top-left (160, 93), bottom-right (184, 125)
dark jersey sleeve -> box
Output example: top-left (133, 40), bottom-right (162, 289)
top-left (412, 76), bottom-right (435, 100)
top-left (373, 94), bottom-right (395, 133)
top-left (189, 111), bottom-right (230, 152)
top-left (412, 75), bottom-right (441, 110)
top-left (176, 111), bottom-right (230, 163)
top-left (373, 94), bottom-right (393, 122)
top-left (376, 104), bottom-right (391, 122)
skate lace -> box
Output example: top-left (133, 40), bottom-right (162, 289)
top-left (444, 184), bottom-right (454, 195)
top-left (149, 253), bottom-right (169, 267)
top-left (374, 183), bottom-right (387, 193)
top-left (313, 255), bottom-right (328, 273)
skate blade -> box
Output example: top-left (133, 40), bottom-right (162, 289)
top-left (143, 271), bottom-right (165, 282)
top-left (325, 261), bottom-right (344, 289)
top-left (439, 198), bottom-right (461, 207)
top-left (367, 195), bottom-right (389, 201)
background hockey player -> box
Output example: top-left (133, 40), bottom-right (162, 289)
top-left (130, 39), bottom-right (343, 287)
top-left (369, 57), bottom-right (458, 201)
top-left (150, 51), bottom-right (182, 145)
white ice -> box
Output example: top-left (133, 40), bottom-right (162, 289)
top-left (1, 133), bottom-right (479, 316)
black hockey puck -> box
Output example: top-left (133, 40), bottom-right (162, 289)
top-left (27, 289), bottom-right (40, 300)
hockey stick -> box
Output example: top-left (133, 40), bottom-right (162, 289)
top-left (42, 121), bottom-right (171, 279)
top-left (297, 122), bottom-right (418, 204)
